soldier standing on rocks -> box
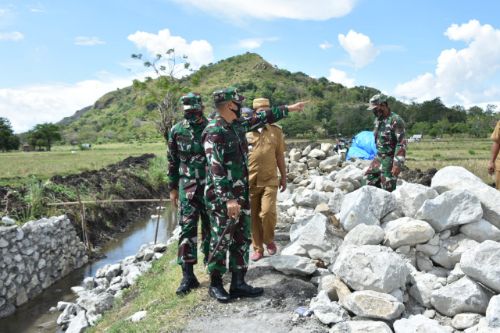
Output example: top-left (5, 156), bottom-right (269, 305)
top-left (202, 87), bottom-right (306, 302)
top-left (488, 120), bottom-right (500, 189)
top-left (168, 92), bottom-right (211, 295)
top-left (243, 98), bottom-right (287, 262)
top-left (364, 93), bottom-right (407, 192)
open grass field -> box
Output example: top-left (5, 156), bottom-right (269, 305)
top-left (405, 138), bottom-right (494, 184)
top-left (0, 142), bottom-right (167, 186)
top-left (0, 138), bottom-right (495, 186)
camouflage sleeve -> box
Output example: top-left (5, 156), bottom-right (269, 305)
top-left (245, 106), bottom-right (289, 132)
top-left (167, 127), bottom-right (180, 191)
top-left (392, 116), bottom-right (407, 168)
top-left (204, 130), bottom-right (235, 203)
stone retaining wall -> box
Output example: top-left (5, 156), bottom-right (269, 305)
top-left (0, 216), bottom-right (88, 318)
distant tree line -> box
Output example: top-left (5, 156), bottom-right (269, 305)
top-left (0, 118), bottom-right (61, 152)
top-left (0, 117), bottom-right (20, 151)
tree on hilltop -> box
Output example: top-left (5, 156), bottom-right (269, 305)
top-left (0, 117), bottom-right (20, 152)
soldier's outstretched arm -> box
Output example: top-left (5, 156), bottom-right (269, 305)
top-left (245, 101), bottom-right (308, 132)
top-left (167, 127), bottom-right (180, 206)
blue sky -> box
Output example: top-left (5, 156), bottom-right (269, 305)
top-left (1, 0), bottom-right (500, 132)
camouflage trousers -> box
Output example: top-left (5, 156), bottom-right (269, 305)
top-left (206, 203), bottom-right (251, 275)
top-left (177, 187), bottom-right (211, 265)
top-left (364, 155), bottom-right (397, 192)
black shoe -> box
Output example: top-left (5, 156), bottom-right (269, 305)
top-left (208, 272), bottom-right (231, 303)
top-left (176, 264), bottom-right (200, 295)
top-left (229, 271), bottom-right (264, 298)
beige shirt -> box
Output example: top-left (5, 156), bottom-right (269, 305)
top-left (492, 121), bottom-right (500, 144)
top-left (246, 124), bottom-right (285, 187)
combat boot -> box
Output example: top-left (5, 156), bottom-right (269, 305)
top-left (176, 264), bottom-right (200, 295)
top-left (229, 270), bottom-right (264, 298)
top-left (208, 272), bottom-right (231, 303)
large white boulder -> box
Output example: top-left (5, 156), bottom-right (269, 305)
top-left (394, 314), bottom-right (453, 333)
top-left (332, 245), bottom-right (409, 293)
top-left (343, 224), bottom-right (385, 246)
top-left (393, 182), bottom-right (438, 218)
top-left (308, 148), bottom-right (326, 160)
top-left (451, 313), bottom-right (482, 330)
top-left (266, 255), bottom-right (317, 276)
top-left (294, 188), bottom-right (329, 208)
top-left (319, 156), bottom-right (340, 173)
top-left (383, 217), bottom-right (435, 249)
top-left (309, 290), bottom-right (349, 325)
top-left (409, 271), bottom-right (443, 307)
top-left (430, 276), bottom-right (492, 316)
top-left (431, 166), bottom-right (500, 228)
top-left (415, 189), bottom-right (483, 232)
top-left (460, 240), bottom-right (500, 293)
top-left (339, 186), bottom-right (396, 232)
top-left (431, 234), bottom-right (479, 269)
top-left (330, 321), bottom-right (392, 333)
top-left (486, 295), bottom-right (500, 328)
top-left (460, 219), bottom-right (500, 242)
top-left (341, 290), bottom-right (404, 320)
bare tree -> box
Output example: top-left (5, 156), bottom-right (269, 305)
top-left (131, 49), bottom-right (192, 142)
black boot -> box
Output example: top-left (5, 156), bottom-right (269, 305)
top-left (208, 272), bottom-right (231, 303)
top-left (229, 271), bottom-right (264, 298)
top-left (176, 264), bottom-right (200, 295)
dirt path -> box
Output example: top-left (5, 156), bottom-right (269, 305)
top-left (182, 226), bottom-right (328, 333)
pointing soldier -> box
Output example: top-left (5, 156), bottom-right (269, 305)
top-left (202, 87), bottom-right (306, 302)
top-left (168, 92), bottom-right (211, 295)
top-left (364, 93), bottom-right (407, 192)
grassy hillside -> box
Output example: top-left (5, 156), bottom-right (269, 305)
top-left (59, 53), bottom-right (380, 144)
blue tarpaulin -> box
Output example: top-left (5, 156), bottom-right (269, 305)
top-left (346, 131), bottom-right (377, 160)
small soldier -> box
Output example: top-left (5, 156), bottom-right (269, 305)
top-left (202, 87), bottom-right (306, 302)
top-left (168, 92), bottom-right (211, 295)
top-left (364, 93), bottom-right (407, 192)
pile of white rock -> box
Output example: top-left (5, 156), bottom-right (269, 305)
top-left (55, 235), bottom-right (178, 333)
top-left (269, 158), bottom-right (500, 332)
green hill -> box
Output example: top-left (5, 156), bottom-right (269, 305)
top-left (60, 52), bottom-right (497, 143)
top-left (59, 52), bottom-right (381, 143)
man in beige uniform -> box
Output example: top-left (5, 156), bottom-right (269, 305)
top-left (488, 120), bottom-right (500, 189)
top-left (245, 98), bottom-right (287, 261)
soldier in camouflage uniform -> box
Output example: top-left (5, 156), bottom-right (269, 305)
top-left (364, 93), bottom-right (407, 192)
top-left (168, 92), bottom-right (211, 295)
top-left (203, 87), bottom-right (306, 302)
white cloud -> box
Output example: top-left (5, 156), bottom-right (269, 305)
top-left (74, 36), bottom-right (106, 46)
top-left (0, 31), bottom-right (24, 41)
top-left (0, 75), bottom-right (136, 133)
top-left (328, 67), bottom-right (355, 87)
top-left (174, 0), bottom-right (356, 21)
top-left (338, 30), bottom-right (379, 68)
top-left (395, 20), bottom-right (500, 107)
top-left (319, 41), bottom-right (333, 50)
top-left (237, 37), bottom-right (278, 50)
top-left (127, 29), bottom-right (213, 70)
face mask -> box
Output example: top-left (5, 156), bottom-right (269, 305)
top-left (372, 107), bottom-right (384, 119)
top-left (184, 110), bottom-right (203, 124)
top-left (229, 102), bottom-right (242, 118)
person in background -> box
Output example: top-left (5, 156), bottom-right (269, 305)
top-left (364, 93), bottom-right (406, 192)
top-left (244, 98), bottom-right (287, 261)
top-left (488, 120), bottom-right (500, 189)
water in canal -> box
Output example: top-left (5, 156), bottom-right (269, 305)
top-left (0, 204), bottom-right (177, 333)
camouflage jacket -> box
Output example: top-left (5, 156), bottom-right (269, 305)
top-left (202, 106), bottom-right (288, 209)
top-left (374, 112), bottom-right (407, 167)
top-left (167, 117), bottom-right (209, 197)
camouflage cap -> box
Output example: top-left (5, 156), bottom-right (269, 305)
top-left (367, 93), bottom-right (388, 110)
top-left (180, 92), bottom-right (203, 111)
top-left (212, 87), bottom-right (245, 104)
top-left (253, 98), bottom-right (270, 109)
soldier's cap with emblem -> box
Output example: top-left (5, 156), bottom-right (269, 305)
top-left (367, 93), bottom-right (389, 110)
top-left (212, 87), bottom-right (245, 105)
top-left (253, 98), bottom-right (270, 109)
top-left (180, 92), bottom-right (203, 111)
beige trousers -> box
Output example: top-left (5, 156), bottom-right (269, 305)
top-left (250, 185), bottom-right (278, 254)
